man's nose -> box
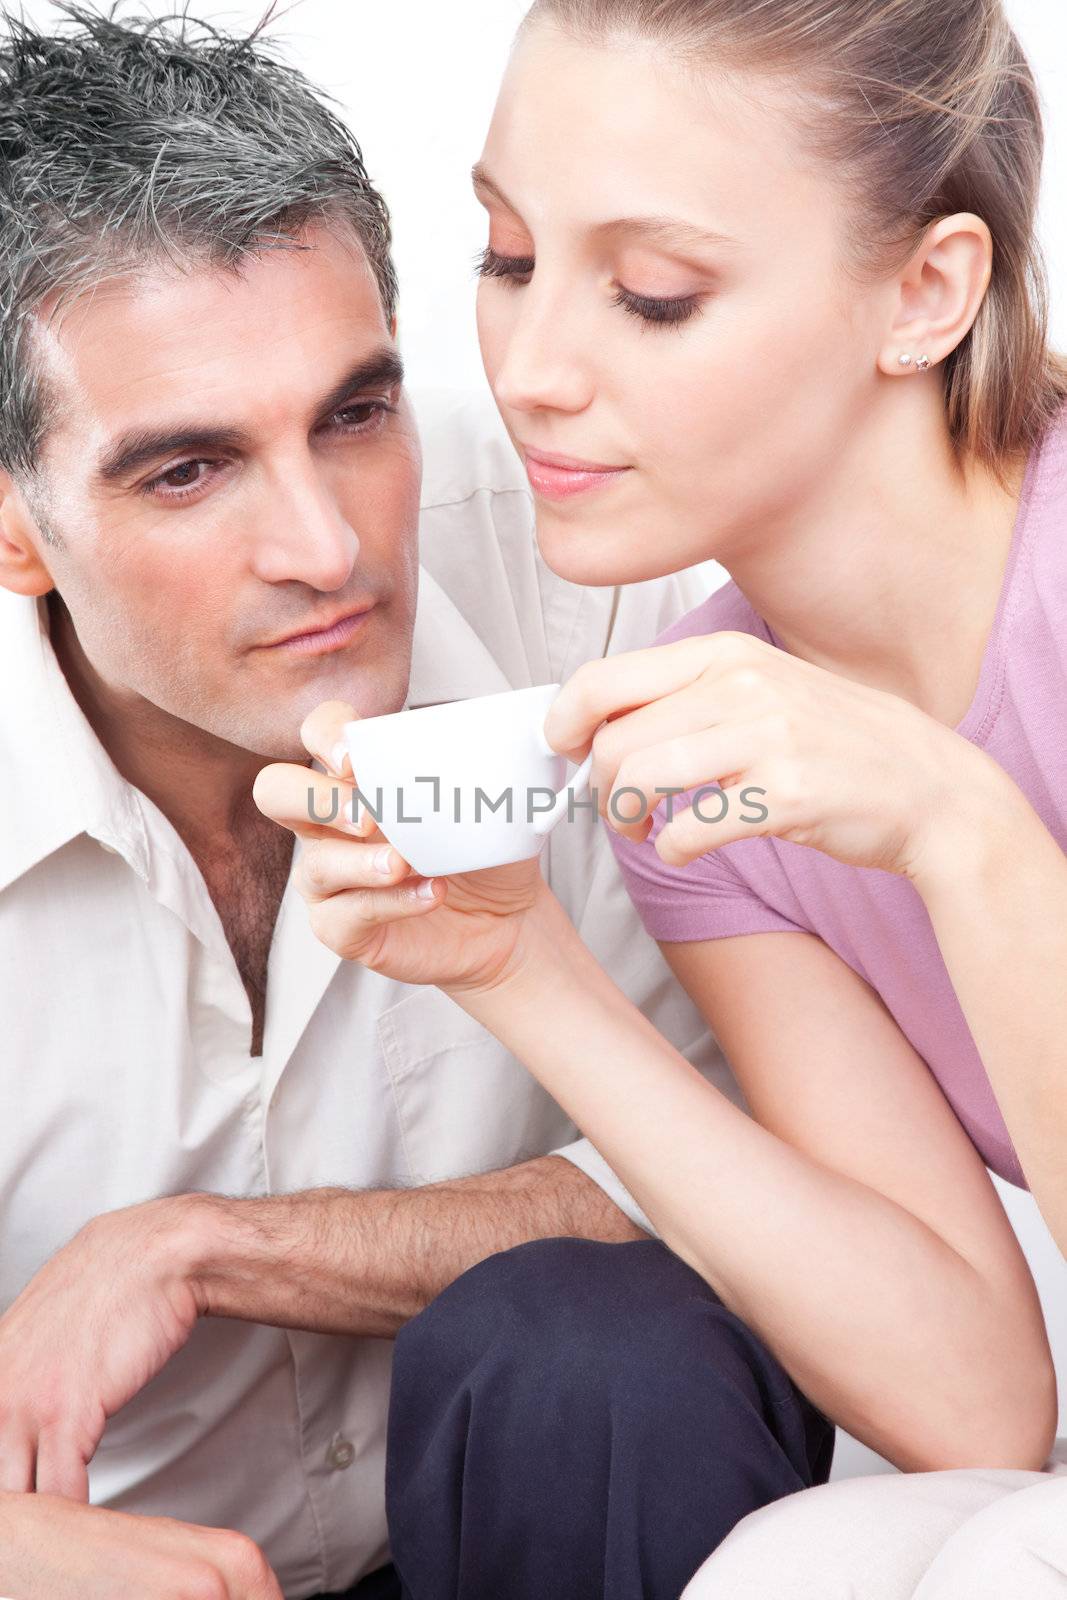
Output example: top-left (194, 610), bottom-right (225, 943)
top-left (491, 280), bottom-right (596, 417)
top-left (251, 457), bottom-right (360, 591)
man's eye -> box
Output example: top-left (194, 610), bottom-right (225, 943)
top-left (142, 459), bottom-right (217, 498)
top-left (475, 246), bottom-right (535, 285)
top-left (328, 399), bottom-right (395, 432)
top-left (162, 461), bottom-right (202, 487)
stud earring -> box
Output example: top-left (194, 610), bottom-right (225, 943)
top-left (898, 353), bottom-right (913, 368)
top-left (916, 355), bottom-right (931, 372)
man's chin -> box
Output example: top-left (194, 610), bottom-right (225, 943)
top-left (235, 673), bottom-right (412, 762)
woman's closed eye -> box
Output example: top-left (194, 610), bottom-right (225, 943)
top-left (476, 245), bottom-right (535, 285)
top-left (476, 245), bottom-right (704, 329)
top-left (610, 286), bottom-right (702, 328)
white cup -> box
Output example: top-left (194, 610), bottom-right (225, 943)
top-left (342, 683), bottom-right (594, 877)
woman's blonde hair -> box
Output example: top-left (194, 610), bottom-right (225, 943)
top-left (523, 0), bottom-right (1067, 472)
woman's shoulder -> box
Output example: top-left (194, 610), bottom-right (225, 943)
top-left (653, 572), bottom-right (770, 651)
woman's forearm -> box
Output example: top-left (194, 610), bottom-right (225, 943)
top-left (449, 890), bottom-right (1053, 1471)
top-left (914, 768), bottom-right (1067, 1257)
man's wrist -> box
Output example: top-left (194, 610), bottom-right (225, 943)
top-left (142, 1191), bottom-right (249, 1318)
top-left (171, 1187), bottom-right (378, 1328)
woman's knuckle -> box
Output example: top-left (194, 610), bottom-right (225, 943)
top-left (726, 663), bottom-right (764, 698)
top-left (612, 749), bottom-right (636, 786)
top-left (611, 754), bottom-right (646, 802)
top-left (218, 1529), bottom-right (270, 1581)
top-left (710, 630), bottom-right (751, 662)
top-left (591, 723), bottom-right (622, 768)
top-left (302, 844), bottom-right (332, 892)
top-left (344, 887), bottom-right (380, 923)
top-left (569, 660), bottom-right (604, 715)
top-left (178, 1564), bottom-right (229, 1600)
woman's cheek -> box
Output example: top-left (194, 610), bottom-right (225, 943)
top-left (476, 286), bottom-right (511, 384)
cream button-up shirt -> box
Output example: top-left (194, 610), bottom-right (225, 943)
top-left (0, 390), bottom-right (732, 1597)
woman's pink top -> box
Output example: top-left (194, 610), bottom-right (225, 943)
top-left (610, 410), bottom-right (1067, 1187)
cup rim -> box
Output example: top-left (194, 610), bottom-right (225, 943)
top-left (343, 680), bottom-right (562, 740)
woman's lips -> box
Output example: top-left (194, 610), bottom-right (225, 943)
top-left (522, 446), bottom-right (631, 502)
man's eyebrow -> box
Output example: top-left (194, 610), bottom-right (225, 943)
top-left (472, 164), bottom-right (737, 254)
top-left (315, 347), bottom-right (406, 424)
top-left (96, 425), bottom-right (248, 484)
top-left (96, 346), bottom-right (406, 484)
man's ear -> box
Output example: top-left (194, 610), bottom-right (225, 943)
top-left (0, 468), bottom-right (56, 597)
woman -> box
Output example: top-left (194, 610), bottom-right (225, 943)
top-left (257, 0), bottom-right (1067, 1592)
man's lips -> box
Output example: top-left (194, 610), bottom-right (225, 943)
top-left (261, 604), bottom-right (376, 655)
top-left (522, 446), bottom-right (632, 502)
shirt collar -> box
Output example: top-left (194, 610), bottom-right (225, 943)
top-left (405, 565), bottom-right (513, 709)
top-left (0, 563), bottom-right (515, 896)
top-left (0, 590), bottom-right (148, 895)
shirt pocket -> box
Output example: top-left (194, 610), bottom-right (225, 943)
top-left (376, 986), bottom-right (577, 1185)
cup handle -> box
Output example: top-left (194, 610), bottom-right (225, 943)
top-left (531, 749), bottom-right (595, 837)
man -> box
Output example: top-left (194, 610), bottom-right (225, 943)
top-left (0, 8), bottom-right (833, 1599)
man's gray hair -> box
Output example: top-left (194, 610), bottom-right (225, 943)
top-left (0, 2), bottom-right (400, 478)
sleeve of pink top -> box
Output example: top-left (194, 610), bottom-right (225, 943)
top-left (607, 809), bottom-right (807, 944)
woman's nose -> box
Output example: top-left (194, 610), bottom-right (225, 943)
top-left (491, 288), bottom-right (596, 417)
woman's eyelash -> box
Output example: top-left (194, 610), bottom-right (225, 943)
top-left (611, 287), bottom-right (702, 328)
top-left (475, 245), bottom-right (534, 282)
top-left (477, 246), bottom-right (702, 328)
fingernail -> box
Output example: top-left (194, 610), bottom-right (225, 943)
top-left (331, 741), bottom-right (351, 776)
top-left (374, 845), bottom-right (395, 875)
top-left (414, 878), bottom-right (438, 900)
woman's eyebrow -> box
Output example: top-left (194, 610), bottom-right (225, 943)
top-left (471, 165), bottom-right (736, 254)
top-left (471, 163), bottom-right (514, 209)
top-left (595, 216), bottom-right (739, 253)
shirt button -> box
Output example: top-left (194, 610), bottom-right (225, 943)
top-left (327, 1433), bottom-right (355, 1471)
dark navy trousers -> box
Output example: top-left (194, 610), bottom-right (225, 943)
top-left (328, 1237), bottom-right (834, 1600)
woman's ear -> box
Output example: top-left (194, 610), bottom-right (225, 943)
top-left (0, 470), bottom-right (56, 597)
top-left (877, 212), bottom-right (994, 378)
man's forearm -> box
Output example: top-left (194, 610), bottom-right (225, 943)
top-left (179, 1156), bottom-right (645, 1338)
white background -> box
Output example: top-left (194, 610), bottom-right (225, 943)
top-left (24, 0), bottom-right (1067, 1470)
top-left (95, 0), bottom-right (1066, 397)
